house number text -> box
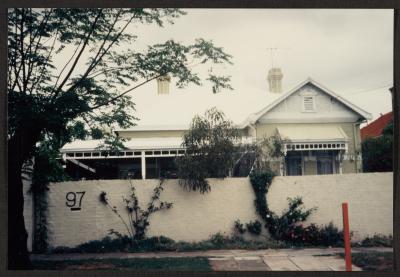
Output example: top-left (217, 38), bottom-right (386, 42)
top-left (66, 191), bottom-right (86, 211)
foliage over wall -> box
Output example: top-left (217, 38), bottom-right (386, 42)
top-left (248, 170), bottom-right (345, 246)
top-left (176, 107), bottom-right (239, 193)
top-left (28, 140), bottom-right (71, 253)
top-left (362, 120), bottom-right (393, 172)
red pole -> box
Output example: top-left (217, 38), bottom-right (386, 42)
top-left (342, 202), bottom-right (352, 271)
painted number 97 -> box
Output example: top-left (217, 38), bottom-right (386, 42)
top-left (66, 191), bottom-right (85, 211)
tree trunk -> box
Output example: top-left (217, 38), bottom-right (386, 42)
top-left (8, 154), bottom-right (32, 269)
top-left (8, 127), bottom-right (41, 269)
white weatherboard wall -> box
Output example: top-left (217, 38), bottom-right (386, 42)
top-left (28, 173), bottom-right (393, 248)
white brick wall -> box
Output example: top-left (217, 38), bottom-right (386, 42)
top-left (267, 173), bottom-right (393, 241)
top-left (24, 173), bottom-right (393, 248)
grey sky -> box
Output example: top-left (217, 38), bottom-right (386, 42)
top-left (127, 9), bottom-right (393, 126)
top-left (55, 9), bottom-right (394, 126)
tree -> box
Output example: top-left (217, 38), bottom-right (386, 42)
top-left (8, 8), bottom-right (233, 268)
top-left (176, 107), bottom-right (239, 193)
top-left (362, 120), bottom-right (393, 172)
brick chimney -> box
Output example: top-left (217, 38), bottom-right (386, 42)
top-left (157, 74), bottom-right (171, 95)
top-left (267, 68), bottom-right (283, 93)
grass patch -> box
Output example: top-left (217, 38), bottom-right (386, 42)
top-left (32, 257), bottom-right (211, 271)
top-left (339, 251), bottom-right (393, 271)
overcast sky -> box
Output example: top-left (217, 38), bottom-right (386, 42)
top-left (59, 9), bottom-right (394, 127)
top-left (126, 9), bottom-right (393, 127)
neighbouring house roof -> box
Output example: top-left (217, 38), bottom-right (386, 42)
top-left (361, 111), bottom-right (393, 140)
top-left (277, 125), bottom-right (349, 142)
top-left (240, 77), bottom-right (372, 127)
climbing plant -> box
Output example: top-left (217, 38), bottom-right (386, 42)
top-left (28, 139), bottom-right (71, 253)
top-left (248, 170), bottom-right (316, 240)
top-left (99, 177), bottom-right (173, 242)
top-left (248, 170), bottom-right (345, 246)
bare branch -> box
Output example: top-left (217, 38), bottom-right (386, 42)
top-left (28, 26), bottom-right (60, 95)
top-left (64, 11), bottom-right (136, 95)
top-left (20, 9), bottom-right (26, 92)
top-left (25, 9), bottom-right (55, 93)
top-left (84, 9), bottom-right (123, 75)
top-left (87, 66), bottom-right (134, 79)
top-left (52, 39), bottom-right (83, 90)
top-left (30, 8), bottom-right (53, 57)
top-left (52, 9), bottom-right (104, 100)
top-left (87, 73), bottom-right (162, 111)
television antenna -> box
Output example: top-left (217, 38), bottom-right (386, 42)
top-left (266, 47), bottom-right (291, 68)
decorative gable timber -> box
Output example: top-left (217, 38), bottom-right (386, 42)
top-left (242, 78), bottom-right (372, 126)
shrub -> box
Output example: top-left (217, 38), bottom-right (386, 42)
top-left (209, 232), bottom-right (227, 248)
top-left (271, 197), bottom-right (317, 240)
top-left (51, 235), bottom-right (177, 254)
top-left (234, 220), bottom-right (246, 235)
top-left (51, 235), bottom-right (131, 253)
top-left (49, 233), bottom-right (288, 254)
top-left (246, 220), bottom-right (262, 235)
top-left (248, 170), bottom-right (344, 247)
top-left (359, 235), bottom-right (393, 247)
top-left (282, 222), bottom-right (345, 247)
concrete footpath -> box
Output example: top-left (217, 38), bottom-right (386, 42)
top-left (31, 247), bottom-right (392, 271)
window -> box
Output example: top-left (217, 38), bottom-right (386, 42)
top-left (303, 96), bottom-right (315, 112)
top-left (285, 152), bottom-right (303, 176)
top-left (317, 151), bottom-right (334, 175)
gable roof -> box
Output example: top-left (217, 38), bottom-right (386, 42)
top-left (361, 111), bottom-right (393, 140)
top-left (240, 77), bottom-right (372, 127)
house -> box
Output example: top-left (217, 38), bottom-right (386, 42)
top-left (360, 111), bottom-right (393, 140)
top-left (61, 68), bottom-right (372, 179)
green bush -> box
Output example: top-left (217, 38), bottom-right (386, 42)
top-left (271, 197), bottom-right (317, 240)
top-left (246, 220), bottom-right (262, 235)
top-left (50, 235), bottom-right (176, 254)
top-left (282, 222), bottom-right (345, 247)
top-left (176, 108), bottom-right (239, 193)
top-left (234, 220), bottom-right (246, 235)
top-left (358, 235), bottom-right (393, 247)
top-left (209, 232), bottom-right (227, 248)
top-left (49, 233), bottom-right (287, 254)
top-left (248, 170), bottom-right (346, 247)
